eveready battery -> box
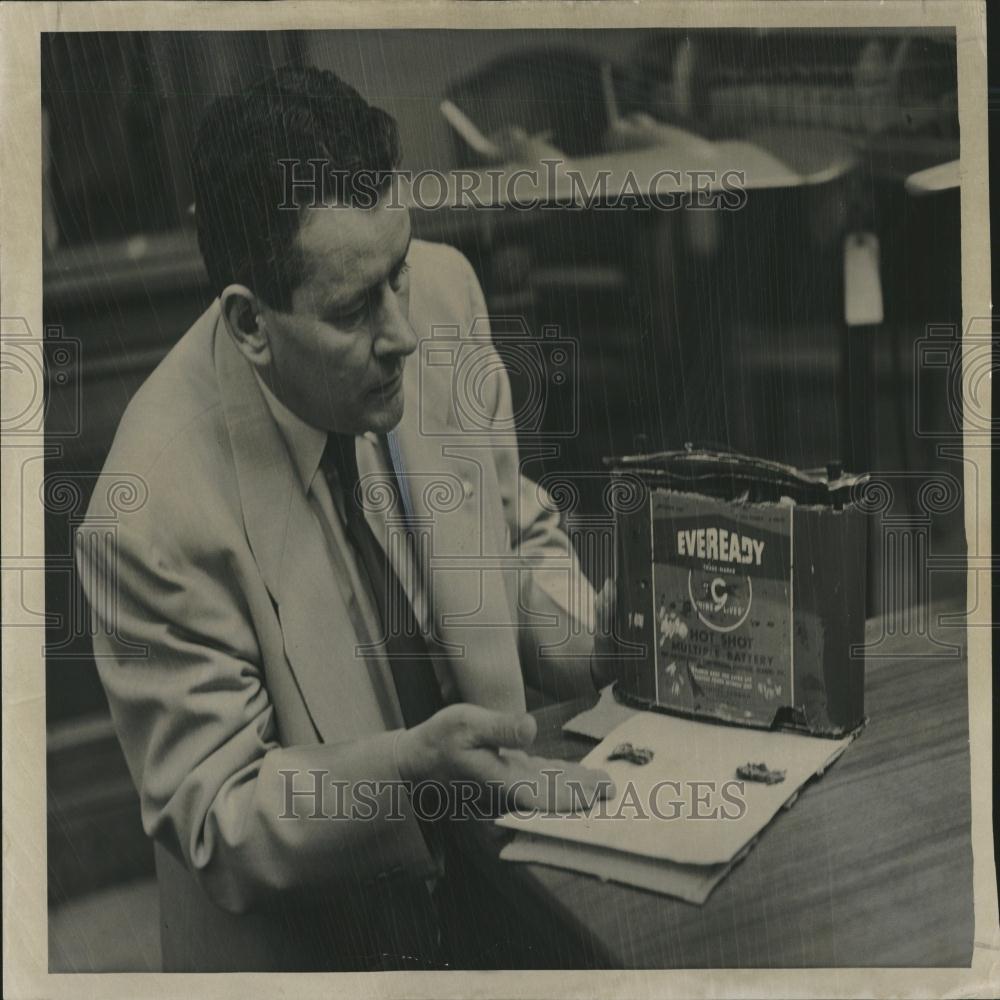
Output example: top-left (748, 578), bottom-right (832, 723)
top-left (608, 450), bottom-right (867, 737)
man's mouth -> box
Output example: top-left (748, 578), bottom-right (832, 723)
top-left (372, 369), bottom-right (403, 398)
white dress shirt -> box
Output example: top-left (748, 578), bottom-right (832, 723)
top-left (254, 373), bottom-right (436, 668)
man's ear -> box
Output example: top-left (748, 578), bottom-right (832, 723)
top-left (220, 284), bottom-right (271, 367)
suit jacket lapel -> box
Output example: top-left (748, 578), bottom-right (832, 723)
top-left (213, 318), bottom-right (403, 741)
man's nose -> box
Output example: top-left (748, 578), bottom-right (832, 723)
top-left (372, 286), bottom-right (417, 358)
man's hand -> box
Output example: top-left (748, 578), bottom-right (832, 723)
top-left (395, 703), bottom-right (615, 813)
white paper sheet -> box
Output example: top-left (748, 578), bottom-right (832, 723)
top-left (498, 710), bottom-right (854, 865)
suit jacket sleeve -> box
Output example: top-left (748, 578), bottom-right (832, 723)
top-left (76, 502), bottom-right (436, 916)
top-left (456, 251), bottom-right (598, 699)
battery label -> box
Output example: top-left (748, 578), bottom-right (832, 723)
top-left (649, 490), bottom-right (794, 726)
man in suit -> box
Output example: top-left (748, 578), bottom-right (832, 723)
top-left (76, 66), bottom-right (612, 971)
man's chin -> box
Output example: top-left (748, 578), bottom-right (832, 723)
top-left (365, 391), bottom-right (405, 434)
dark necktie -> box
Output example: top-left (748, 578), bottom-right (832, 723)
top-left (320, 434), bottom-right (445, 729)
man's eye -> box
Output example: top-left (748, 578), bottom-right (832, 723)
top-left (328, 302), bottom-right (369, 328)
top-left (389, 262), bottom-right (411, 293)
top-left (326, 264), bottom-right (408, 327)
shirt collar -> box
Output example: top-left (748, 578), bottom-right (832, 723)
top-left (253, 373), bottom-right (328, 491)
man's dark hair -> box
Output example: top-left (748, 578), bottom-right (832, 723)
top-left (192, 65), bottom-right (401, 309)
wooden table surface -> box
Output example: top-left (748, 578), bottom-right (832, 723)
top-left (457, 610), bottom-right (974, 968)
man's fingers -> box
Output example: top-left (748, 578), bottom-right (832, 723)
top-left (548, 761), bottom-right (616, 812)
top-left (562, 761), bottom-right (616, 797)
top-left (443, 709), bottom-right (616, 813)
top-left (464, 706), bottom-right (537, 751)
top-left (508, 756), bottom-right (617, 814)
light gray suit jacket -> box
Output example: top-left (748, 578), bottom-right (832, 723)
top-left (76, 239), bottom-right (595, 970)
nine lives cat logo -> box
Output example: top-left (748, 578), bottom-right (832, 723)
top-left (688, 569), bottom-right (752, 632)
top-left (676, 526), bottom-right (764, 632)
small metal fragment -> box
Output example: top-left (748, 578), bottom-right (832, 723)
top-left (736, 761), bottom-right (786, 785)
top-left (607, 742), bottom-right (654, 765)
